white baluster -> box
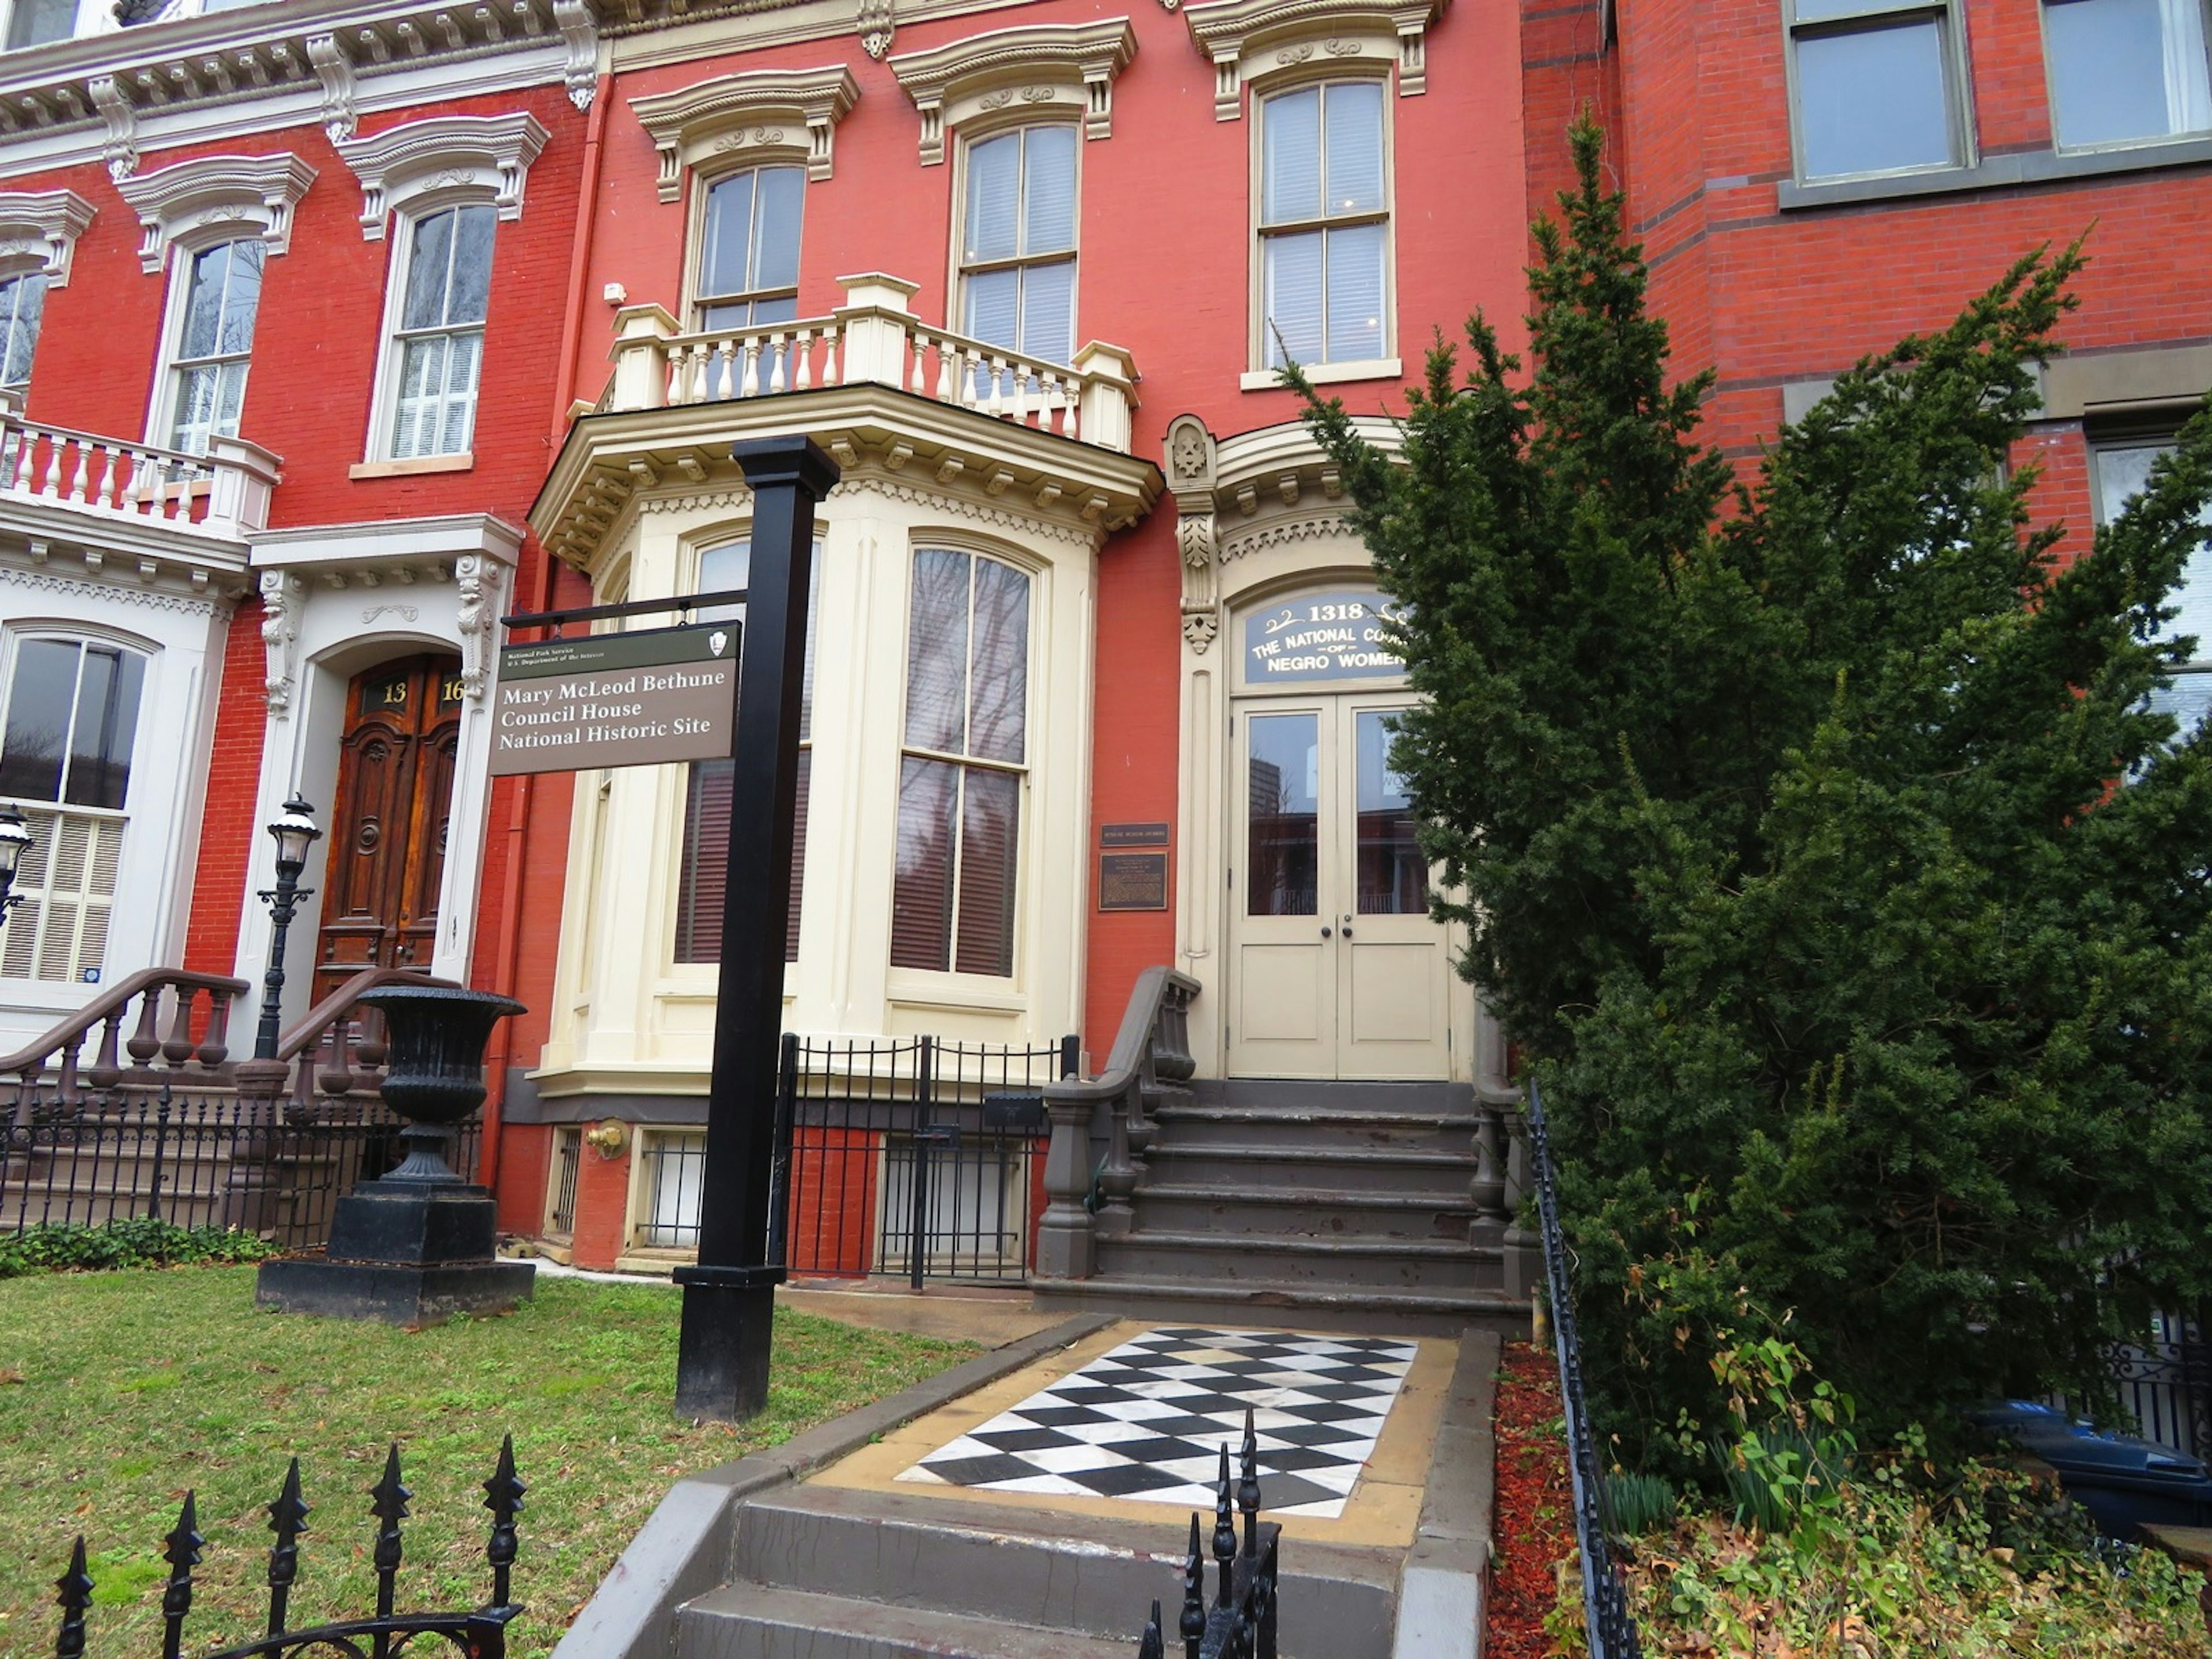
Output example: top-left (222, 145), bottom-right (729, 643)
top-left (738, 339), bottom-right (760, 399)
top-left (959, 349), bottom-right (980, 409)
top-left (1010, 362), bottom-right (1031, 427)
top-left (911, 334), bottom-right (929, 397)
top-left (1064, 394), bottom-right (1079, 445)
top-left (986, 356), bottom-right (1008, 418)
top-left (9, 422), bottom-right (31, 493)
top-left (767, 333), bottom-right (787, 395)
top-left (63, 435), bottom-right (90, 503)
top-left (931, 338), bottom-right (952, 404)
top-left (820, 324), bottom-right (838, 386)
top-left (794, 329), bottom-right (814, 392)
top-left (91, 442), bottom-right (118, 510)
top-left (40, 432), bottom-right (63, 498)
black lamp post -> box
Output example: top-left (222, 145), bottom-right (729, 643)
top-left (253, 794), bottom-right (322, 1062)
top-left (0, 803), bottom-right (33, 927)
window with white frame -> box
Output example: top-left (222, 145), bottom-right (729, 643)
top-left (5, 0), bottom-right (77, 51)
top-left (958, 126), bottom-right (1077, 365)
top-left (673, 537), bottom-right (819, 965)
top-left (892, 548), bottom-right (1029, 978)
top-left (385, 203), bottom-right (494, 460)
top-left (694, 166), bottom-right (804, 329)
top-left (1785, 0), bottom-right (1969, 181)
top-left (635, 1128), bottom-right (707, 1250)
top-left (0, 270), bottom-right (42, 390)
top-left (0, 634), bottom-right (147, 983)
top-left (162, 238), bottom-right (264, 457)
top-left (2096, 438), bottom-right (2212, 737)
top-left (2044, 0), bottom-right (2212, 149)
top-left (1259, 80), bottom-right (1388, 369)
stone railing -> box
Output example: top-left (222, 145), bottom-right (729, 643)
top-left (603, 272), bottom-right (1139, 455)
top-left (1033, 965), bottom-right (1199, 1280)
top-left (0, 412), bottom-right (279, 539)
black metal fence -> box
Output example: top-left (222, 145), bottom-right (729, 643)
top-left (43, 1438), bottom-right (523, 1658)
top-left (0, 1084), bottom-right (483, 1255)
top-left (1526, 1080), bottom-right (1644, 1659)
top-left (1136, 1411), bottom-right (1281, 1659)
top-left (765, 1032), bottom-right (1076, 1287)
top-left (2091, 1305), bottom-right (2212, 1461)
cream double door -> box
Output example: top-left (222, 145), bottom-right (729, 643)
top-left (1227, 695), bottom-right (1453, 1080)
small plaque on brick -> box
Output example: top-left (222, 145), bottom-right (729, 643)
top-left (1099, 850), bottom-right (1169, 912)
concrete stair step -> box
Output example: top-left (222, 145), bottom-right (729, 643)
top-left (708, 1483), bottom-right (1400, 1657)
top-left (1192, 1080), bottom-right (1472, 1116)
top-left (1131, 1184), bottom-right (1476, 1239)
top-left (1141, 1144), bottom-right (1472, 1195)
top-left (1150, 1107), bottom-right (1475, 1154)
top-left (1097, 1230), bottom-right (1501, 1292)
top-left (1032, 1275), bottom-right (1528, 1338)
top-left (675, 1584), bottom-right (1134, 1659)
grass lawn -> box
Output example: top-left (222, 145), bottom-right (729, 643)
top-left (0, 1266), bottom-right (980, 1659)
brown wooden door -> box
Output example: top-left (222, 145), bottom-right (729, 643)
top-left (315, 655), bottom-right (464, 1003)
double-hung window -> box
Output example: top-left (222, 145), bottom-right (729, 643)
top-left (1785, 0), bottom-right (1969, 181)
top-left (387, 203), bottom-right (494, 460)
top-left (892, 550), bottom-right (1029, 979)
top-left (1259, 81), bottom-right (1388, 369)
top-left (0, 635), bottom-right (146, 983)
top-left (2096, 440), bottom-right (2212, 736)
top-left (0, 269), bottom-right (42, 391)
top-left (695, 166), bottom-right (803, 329)
top-left (2044, 0), bottom-right (2212, 149)
top-left (959, 126), bottom-right (1077, 365)
top-left (164, 238), bottom-right (263, 457)
top-left (673, 537), bottom-right (819, 964)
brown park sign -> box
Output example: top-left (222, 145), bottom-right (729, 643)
top-left (490, 623), bottom-right (741, 776)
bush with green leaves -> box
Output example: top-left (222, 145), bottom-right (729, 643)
top-left (0, 1219), bottom-right (279, 1278)
top-left (1294, 115), bottom-right (2212, 1461)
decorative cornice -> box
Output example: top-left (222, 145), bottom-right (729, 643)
top-left (1218, 510), bottom-right (1356, 560)
top-left (628, 64), bottom-right (859, 200)
top-left (0, 0), bottom-right (581, 179)
top-left (0, 560), bottom-right (221, 616)
top-left (0, 190), bottom-right (96, 286)
top-left (115, 151), bottom-right (317, 274)
top-left (335, 111), bottom-right (551, 238)
top-left (859, 474), bottom-right (1096, 547)
top-left (1181, 0), bottom-right (1446, 118)
top-left (889, 17), bottom-right (1137, 165)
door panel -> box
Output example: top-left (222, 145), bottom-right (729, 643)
top-left (315, 655), bottom-right (462, 1003)
top-left (1227, 696), bottom-right (1452, 1080)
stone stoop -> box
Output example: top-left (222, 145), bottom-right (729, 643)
top-left (671, 1484), bottom-right (1402, 1659)
top-left (1040, 1081), bottom-right (1527, 1336)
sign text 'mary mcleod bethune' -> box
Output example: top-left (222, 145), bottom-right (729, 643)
top-left (490, 624), bottom-right (741, 777)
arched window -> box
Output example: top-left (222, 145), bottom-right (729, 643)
top-left (385, 203), bottom-right (495, 459)
top-left (892, 548), bottom-right (1030, 978)
top-left (0, 633), bottom-right (148, 983)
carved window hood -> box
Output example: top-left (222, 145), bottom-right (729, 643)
top-left (889, 17), bottom-right (1137, 165)
top-left (629, 64), bottom-right (861, 199)
top-left (0, 189), bottom-right (96, 285)
top-left (1181, 0), bottom-right (1447, 119)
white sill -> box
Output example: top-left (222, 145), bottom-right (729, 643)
top-left (350, 453), bottom-right (474, 480)
top-left (884, 972), bottom-right (1030, 1015)
top-left (1240, 358), bottom-right (1402, 392)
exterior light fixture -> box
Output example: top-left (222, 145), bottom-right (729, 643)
top-left (0, 803), bottom-right (32, 925)
top-left (253, 794), bottom-right (323, 1060)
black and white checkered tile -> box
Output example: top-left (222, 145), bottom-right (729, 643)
top-left (897, 1325), bottom-right (1418, 1518)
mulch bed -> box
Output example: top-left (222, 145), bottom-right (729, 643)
top-left (1487, 1337), bottom-right (1577, 1659)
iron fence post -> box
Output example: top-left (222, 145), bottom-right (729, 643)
top-left (146, 1084), bottom-right (171, 1227)
top-left (910, 1036), bottom-right (933, 1293)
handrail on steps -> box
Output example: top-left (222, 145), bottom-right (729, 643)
top-left (1034, 965), bottom-right (1198, 1281)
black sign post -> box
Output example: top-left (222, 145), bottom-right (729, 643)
top-left (673, 434), bottom-right (839, 1422)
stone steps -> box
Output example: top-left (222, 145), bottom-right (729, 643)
top-left (673, 1482), bottom-right (1400, 1659)
top-left (1150, 1105), bottom-right (1475, 1154)
top-left (1132, 1183), bottom-right (1475, 1240)
top-left (1097, 1229), bottom-right (1501, 1291)
top-left (1137, 1143), bottom-right (1474, 1197)
top-left (1032, 1277), bottom-right (1525, 1339)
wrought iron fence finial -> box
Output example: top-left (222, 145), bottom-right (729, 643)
top-left (53, 1536), bottom-right (93, 1659)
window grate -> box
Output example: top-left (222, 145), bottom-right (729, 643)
top-left (547, 1126), bottom-right (581, 1239)
top-left (637, 1130), bottom-right (708, 1249)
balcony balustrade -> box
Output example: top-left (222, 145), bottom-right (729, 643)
top-left (0, 411), bottom-right (278, 541)
top-left (602, 272), bottom-right (1139, 456)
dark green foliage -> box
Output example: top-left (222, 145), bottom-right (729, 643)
top-left (0, 1219), bottom-right (279, 1277)
top-left (1294, 117), bottom-right (2212, 1460)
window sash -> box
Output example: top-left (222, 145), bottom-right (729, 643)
top-left (0, 636), bottom-right (145, 810)
top-left (2044, 0), bottom-right (2212, 149)
top-left (1787, 4), bottom-right (1967, 181)
top-left (959, 127), bottom-right (1078, 363)
top-left (1257, 82), bottom-right (1390, 368)
top-left (166, 240), bottom-right (263, 454)
top-left (0, 271), bottom-right (45, 391)
top-left (695, 166), bottom-right (805, 327)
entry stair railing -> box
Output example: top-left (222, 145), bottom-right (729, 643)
top-left (0, 966), bottom-right (475, 1251)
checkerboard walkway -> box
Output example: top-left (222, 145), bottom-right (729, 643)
top-left (896, 1325), bottom-right (1418, 1518)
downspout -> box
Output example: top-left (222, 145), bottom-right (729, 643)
top-left (480, 70), bottom-right (613, 1204)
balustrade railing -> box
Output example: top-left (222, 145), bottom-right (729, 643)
top-left (604, 274), bottom-right (1139, 454)
top-left (0, 411), bottom-right (279, 537)
top-left (1035, 965), bottom-right (1198, 1279)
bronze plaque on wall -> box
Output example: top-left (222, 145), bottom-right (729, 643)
top-left (490, 623), bottom-right (741, 776)
top-left (1099, 851), bottom-right (1170, 912)
top-left (1100, 821), bottom-right (1171, 848)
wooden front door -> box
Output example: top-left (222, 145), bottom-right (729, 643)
top-left (315, 654), bottom-right (463, 1003)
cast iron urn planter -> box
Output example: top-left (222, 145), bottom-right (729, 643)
top-left (257, 986), bottom-right (536, 1327)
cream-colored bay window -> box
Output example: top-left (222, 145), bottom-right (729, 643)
top-left (535, 484), bottom-right (1099, 1096)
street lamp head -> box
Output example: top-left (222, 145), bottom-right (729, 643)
top-left (267, 795), bottom-right (321, 875)
top-left (0, 804), bottom-right (31, 900)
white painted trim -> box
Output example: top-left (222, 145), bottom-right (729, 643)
top-left (0, 188), bottom-right (95, 286)
top-left (113, 150), bottom-right (317, 274)
top-left (889, 17), bottom-right (1137, 165)
top-left (1182, 0), bottom-right (1445, 119)
top-left (1240, 357), bottom-right (1400, 391)
top-left (334, 110), bottom-right (551, 240)
top-left (628, 63), bottom-right (860, 200)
